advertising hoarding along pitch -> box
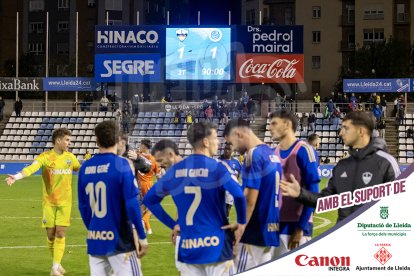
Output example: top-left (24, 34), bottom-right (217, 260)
top-left (0, 78), bottom-right (42, 91)
top-left (43, 77), bottom-right (99, 91)
top-left (236, 54), bottom-right (304, 83)
top-left (95, 25), bottom-right (164, 53)
top-left (236, 25), bottom-right (304, 54)
top-left (94, 53), bottom-right (161, 83)
top-left (343, 79), bottom-right (412, 93)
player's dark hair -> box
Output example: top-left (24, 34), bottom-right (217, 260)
top-left (223, 118), bottom-right (250, 137)
top-left (308, 133), bottom-right (319, 143)
top-left (95, 120), bottom-right (119, 148)
top-left (141, 139), bottom-right (152, 150)
top-left (343, 111), bottom-right (375, 136)
top-left (52, 128), bottom-right (71, 144)
top-left (269, 109), bottom-right (298, 132)
top-left (151, 139), bottom-right (180, 156)
top-left (187, 122), bottom-right (217, 148)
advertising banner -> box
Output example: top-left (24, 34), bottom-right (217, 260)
top-left (0, 77), bottom-right (42, 91)
top-left (236, 25), bottom-right (304, 54)
top-left (236, 54), bottom-right (304, 83)
top-left (343, 79), bottom-right (411, 93)
top-left (94, 53), bottom-right (161, 83)
top-left (95, 25), bottom-right (164, 53)
top-left (43, 77), bottom-right (99, 91)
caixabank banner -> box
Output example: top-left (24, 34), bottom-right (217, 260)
top-left (240, 166), bottom-right (414, 276)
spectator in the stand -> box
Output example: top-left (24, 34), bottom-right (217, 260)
top-left (381, 95), bottom-right (387, 117)
top-left (166, 93), bottom-right (172, 102)
top-left (275, 92), bottom-right (283, 109)
top-left (72, 98), bottom-right (78, 112)
top-left (110, 93), bottom-right (117, 111)
top-left (342, 94), bottom-right (349, 113)
top-left (242, 91), bottom-right (249, 104)
top-left (114, 107), bottom-right (122, 128)
top-left (326, 99), bottom-right (335, 120)
top-left (313, 92), bottom-right (321, 113)
top-left (247, 98), bottom-right (256, 123)
top-left (282, 95), bottom-right (288, 109)
top-left (174, 109), bottom-right (181, 124)
top-left (366, 93), bottom-right (376, 111)
top-left (220, 102), bottom-right (229, 125)
top-left (14, 97), bottom-right (23, 117)
top-left (0, 96), bottom-right (5, 121)
top-left (372, 104), bottom-right (382, 123)
top-left (377, 119), bottom-right (386, 139)
top-left (123, 100), bottom-right (131, 115)
top-left (237, 98), bottom-right (244, 117)
top-left (99, 95), bottom-right (109, 111)
top-left (332, 107), bottom-right (341, 129)
top-left (398, 105), bottom-right (405, 125)
top-left (161, 96), bottom-right (167, 103)
top-left (349, 93), bottom-right (358, 103)
top-left (202, 99), bottom-right (209, 113)
top-left (407, 127), bottom-right (413, 139)
top-left (85, 93), bottom-right (94, 111)
top-left (399, 94), bottom-right (405, 108)
top-left (205, 105), bottom-right (213, 122)
top-left (308, 113), bottom-right (316, 132)
top-left (329, 91), bottom-right (337, 102)
top-left (132, 94), bottom-right (140, 117)
top-left (393, 97), bottom-right (400, 117)
top-left (212, 96), bottom-right (219, 117)
top-left (302, 113), bottom-right (309, 133)
top-left (121, 111), bottom-right (130, 133)
top-left (186, 111), bottom-right (193, 125)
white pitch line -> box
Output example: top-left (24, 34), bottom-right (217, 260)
top-left (313, 216), bottom-right (333, 230)
top-left (0, 241), bottom-right (172, 250)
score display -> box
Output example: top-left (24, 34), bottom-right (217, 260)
top-left (165, 28), bottom-right (231, 80)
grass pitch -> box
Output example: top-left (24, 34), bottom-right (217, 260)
top-left (0, 176), bottom-right (336, 275)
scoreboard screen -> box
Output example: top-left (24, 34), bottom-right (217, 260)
top-left (165, 27), bottom-right (231, 80)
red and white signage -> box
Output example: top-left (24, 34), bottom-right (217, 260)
top-left (236, 54), bottom-right (304, 83)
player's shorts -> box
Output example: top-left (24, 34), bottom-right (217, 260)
top-left (225, 191), bottom-right (234, 205)
top-left (180, 260), bottom-right (234, 276)
top-left (271, 234), bottom-right (311, 258)
top-left (89, 251), bottom-right (142, 276)
top-left (175, 236), bottom-right (184, 271)
top-left (42, 205), bottom-right (71, 228)
top-left (234, 243), bottom-right (273, 273)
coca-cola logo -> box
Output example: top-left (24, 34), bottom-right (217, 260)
top-left (239, 58), bottom-right (299, 79)
top-left (236, 54), bottom-right (304, 83)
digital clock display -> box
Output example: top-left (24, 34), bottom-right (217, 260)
top-left (165, 27), bottom-right (231, 80)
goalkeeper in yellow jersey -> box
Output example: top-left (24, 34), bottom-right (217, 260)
top-left (5, 128), bottom-right (81, 276)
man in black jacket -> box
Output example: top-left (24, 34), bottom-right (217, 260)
top-left (281, 111), bottom-right (400, 222)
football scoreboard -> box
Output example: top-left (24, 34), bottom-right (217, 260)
top-left (165, 28), bottom-right (231, 80)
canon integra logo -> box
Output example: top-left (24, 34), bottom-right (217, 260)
top-left (97, 30), bottom-right (159, 44)
top-left (295, 254), bottom-right (351, 267)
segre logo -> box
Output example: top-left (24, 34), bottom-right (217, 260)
top-left (101, 60), bottom-right (155, 77)
top-left (97, 30), bottom-right (158, 44)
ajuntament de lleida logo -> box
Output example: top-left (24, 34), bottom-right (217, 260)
top-left (380, 206), bottom-right (389, 219)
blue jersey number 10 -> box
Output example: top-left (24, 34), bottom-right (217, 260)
top-left (86, 181), bottom-right (107, 218)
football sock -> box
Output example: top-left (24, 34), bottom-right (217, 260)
top-left (47, 238), bottom-right (54, 258)
top-left (53, 237), bottom-right (65, 265)
top-left (143, 211), bottom-right (152, 231)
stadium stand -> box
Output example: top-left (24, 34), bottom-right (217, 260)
top-left (0, 111), bottom-right (114, 161)
top-left (397, 113), bottom-right (414, 164)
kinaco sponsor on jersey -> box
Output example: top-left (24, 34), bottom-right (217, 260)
top-left (295, 254), bottom-right (351, 271)
top-left (180, 236), bottom-right (220, 249)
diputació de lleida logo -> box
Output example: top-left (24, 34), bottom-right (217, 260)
top-left (380, 206), bottom-right (389, 220)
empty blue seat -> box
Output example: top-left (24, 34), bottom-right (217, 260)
top-left (154, 130), bottom-right (161, 136)
top-left (169, 124), bottom-right (176, 130)
top-left (316, 125), bottom-right (322, 131)
top-left (155, 124), bottom-right (162, 130)
top-left (167, 130), bottom-right (174, 136)
top-left (45, 130), bottom-right (52, 135)
top-left (49, 118), bottom-right (56, 123)
top-left (76, 118), bottom-right (83, 123)
top-left (161, 131), bottom-right (168, 136)
top-left (42, 136), bottom-right (49, 141)
top-left (62, 118), bottom-right (69, 123)
top-left (56, 118), bottom-right (63, 123)
top-left (163, 118), bottom-right (171, 124)
top-left (141, 124), bottom-right (149, 130)
top-left (136, 118), bottom-right (143, 124)
top-left (32, 142), bottom-right (39, 147)
top-left (143, 118), bottom-right (150, 124)
top-left (38, 129), bottom-right (45, 135)
top-left (322, 125), bottom-right (329, 131)
top-left (36, 148), bottom-right (43, 154)
top-left (147, 124), bottom-right (155, 130)
top-left (47, 124), bottom-right (53, 129)
top-left (146, 130), bottom-right (154, 136)
top-left (139, 130), bottom-right (146, 136)
top-left (132, 130), bottom-right (139, 136)
top-left (34, 136), bottom-right (42, 141)
top-left (156, 118), bottom-right (163, 124)
top-left (144, 112), bottom-right (151, 117)
top-left (138, 112), bottom-right (145, 118)
top-left (166, 112), bottom-right (174, 118)
top-left (30, 148), bottom-right (37, 153)
top-left (39, 142), bottom-right (46, 147)
top-left (162, 124), bottom-right (169, 130)
top-left (40, 123), bottom-right (47, 129)
top-left (150, 118), bottom-right (157, 124)
top-left (42, 118), bottom-right (49, 123)
top-left (151, 112), bottom-right (158, 117)
top-left (159, 112), bottom-right (166, 118)
top-left (174, 130), bottom-right (181, 136)
top-left (70, 118), bottom-right (76, 123)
